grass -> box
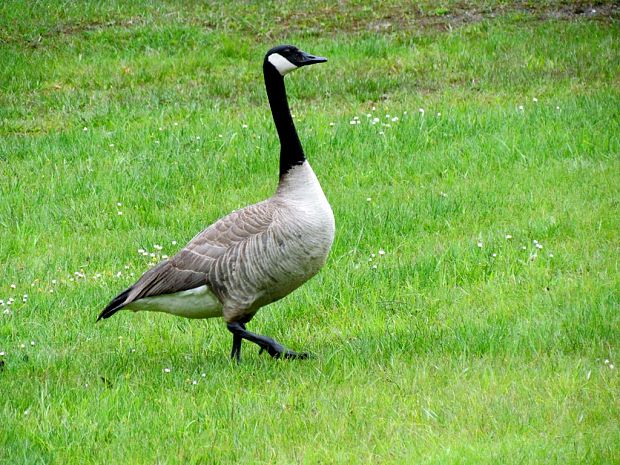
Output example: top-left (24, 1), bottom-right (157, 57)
top-left (1, 1), bottom-right (619, 463)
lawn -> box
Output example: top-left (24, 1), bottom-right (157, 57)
top-left (1, 1), bottom-right (619, 464)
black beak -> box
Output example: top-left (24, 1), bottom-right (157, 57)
top-left (299, 51), bottom-right (328, 66)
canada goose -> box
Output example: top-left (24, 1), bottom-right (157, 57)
top-left (98, 45), bottom-right (335, 362)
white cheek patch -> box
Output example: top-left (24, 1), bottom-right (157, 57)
top-left (268, 53), bottom-right (298, 75)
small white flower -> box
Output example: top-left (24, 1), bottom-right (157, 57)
top-left (124, 265), bottom-right (130, 270)
top-left (604, 359), bottom-right (610, 364)
top-left (349, 120), bottom-right (357, 125)
top-left (366, 113), bottom-right (371, 118)
top-left (163, 368), bottom-right (171, 373)
top-left (391, 117), bottom-right (399, 122)
top-left (329, 122), bottom-right (335, 126)
top-left (52, 279), bottom-right (57, 284)
top-left (372, 106), bottom-right (376, 111)
top-left (117, 211), bottom-right (123, 216)
top-left (162, 255), bottom-right (169, 259)
top-left (20, 343), bottom-right (25, 349)
top-left (192, 380), bottom-right (198, 385)
top-left (371, 264), bottom-right (377, 269)
top-left (155, 140), bottom-right (160, 144)
top-left (196, 136), bottom-right (200, 140)
top-left (556, 106), bottom-right (560, 110)
top-left (378, 249), bottom-right (385, 256)
top-left (536, 243), bottom-right (543, 249)
top-left (138, 249), bottom-right (145, 254)
top-left (378, 131), bottom-right (384, 135)
top-left (171, 240), bottom-right (177, 245)
top-left (242, 124), bottom-right (248, 129)
top-left (610, 364), bottom-right (615, 369)
top-left (116, 202), bottom-right (122, 207)
top-left (419, 108), bottom-right (425, 114)
top-left (533, 239), bottom-right (538, 244)
top-left (150, 253), bottom-right (156, 257)
top-left (353, 116), bottom-right (359, 120)
top-left (548, 253), bottom-right (554, 258)
top-left (10, 284), bottom-right (16, 289)
top-left (174, 122), bottom-right (178, 126)
top-left (109, 143), bottom-right (115, 147)
top-left (142, 251), bottom-right (149, 256)
top-left (218, 134), bottom-right (223, 138)
top-left (532, 97), bottom-right (538, 102)
top-left (440, 191), bottom-right (447, 198)
top-left (518, 105), bottom-right (524, 111)
top-left (522, 245), bottom-right (527, 250)
top-left (436, 112), bottom-right (441, 117)
top-left (368, 258), bottom-right (373, 262)
top-left (492, 253), bottom-right (497, 257)
top-left (154, 244), bottom-right (163, 251)
top-left (477, 242), bottom-right (483, 248)
top-left (201, 373), bottom-right (206, 377)
top-left (159, 127), bottom-right (164, 131)
top-left (83, 127), bottom-right (88, 132)
top-left (366, 197), bottom-right (372, 202)
top-left (30, 341), bottom-right (35, 346)
top-left (403, 111), bottom-right (408, 115)
top-left (505, 234), bottom-right (512, 240)
top-left (0, 351), bottom-right (4, 356)
top-left (115, 271), bottom-right (122, 278)
top-left (385, 114), bottom-right (390, 118)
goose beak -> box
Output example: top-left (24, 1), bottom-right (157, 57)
top-left (299, 51), bottom-right (327, 67)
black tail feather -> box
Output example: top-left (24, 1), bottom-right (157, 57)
top-left (97, 287), bottom-right (133, 322)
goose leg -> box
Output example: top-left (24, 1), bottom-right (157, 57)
top-left (230, 323), bottom-right (245, 362)
top-left (227, 322), bottom-right (309, 360)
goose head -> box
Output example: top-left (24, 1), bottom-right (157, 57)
top-left (265, 45), bottom-right (327, 76)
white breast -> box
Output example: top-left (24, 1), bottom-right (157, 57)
top-left (125, 285), bottom-right (223, 319)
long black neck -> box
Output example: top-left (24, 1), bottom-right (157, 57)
top-left (263, 62), bottom-right (305, 178)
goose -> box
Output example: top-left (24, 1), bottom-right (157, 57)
top-left (98, 45), bottom-right (335, 362)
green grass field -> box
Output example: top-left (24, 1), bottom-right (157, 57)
top-left (1, 1), bottom-right (619, 463)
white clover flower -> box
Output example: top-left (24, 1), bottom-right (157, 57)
top-left (536, 243), bottom-right (543, 249)
top-left (174, 122), bottom-right (178, 126)
top-left (329, 122), bottom-right (335, 126)
top-left (403, 111), bottom-right (408, 115)
top-left (109, 143), bottom-right (115, 147)
top-left (162, 255), bottom-right (168, 260)
top-left (371, 253), bottom-right (376, 258)
top-left (477, 242), bottom-right (483, 248)
top-left (0, 351), bottom-right (5, 356)
top-left (83, 127), bottom-right (88, 131)
top-left (548, 253), bottom-right (554, 258)
top-left (368, 258), bottom-right (373, 262)
top-left (349, 120), bottom-right (356, 125)
top-left (242, 124), bottom-right (248, 129)
top-left (604, 359), bottom-right (609, 364)
top-left (518, 105), bottom-right (524, 111)
top-left (391, 117), bottom-right (399, 122)
top-left (154, 244), bottom-right (163, 251)
top-left (163, 368), bottom-right (171, 373)
top-left (492, 253), bottom-right (497, 258)
top-left (117, 202), bottom-right (122, 207)
top-left (171, 240), bottom-right (177, 245)
top-left (155, 140), bottom-right (160, 144)
top-left (378, 131), bottom-right (384, 135)
top-left (533, 239), bottom-right (538, 244)
top-left (366, 113), bottom-right (371, 118)
top-left (372, 106), bottom-right (376, 111)
top-left (378, 249), bottom-right (385, 256)
top-left (610, 364), bottom-right (615, 369)
top-left (385, 114), bottom-right (390, 118)
top-left (505, 234), bottom-right (512, 240)
top-left (419, 108), bottom-right (425, 114)
top-left (201, 373), bottom-right (206, 377)
top-left (30, 341), bottom-right (35, 346)
top-left (117, 211), bottom-right (123, 216)
top-left (556, 106), bottom-right (560, 110)
top-left (138, 249), bottom-right (145, 254)
top-left (192, 380), bottom-right (198, 385)
top-left (522, 245), bottom-right (527, 250)
top-left (371, 264), bottom-right (377, 269)
top-left (532, 97), bottom-right (538, 102)
top-left (159, 127), bottom-right (164, 131)
top-left (10, 284), bottom-right (16, 289)
top-left (366, 197), bottom-right (372, 202)
top-left (20, 343), bottom-right (25, 349)
top-left (436, 112), bottom-right (441, 117)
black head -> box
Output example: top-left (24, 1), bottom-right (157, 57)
top-left (265, 45), bottom-right (327, 76)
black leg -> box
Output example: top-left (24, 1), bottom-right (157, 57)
top-left (227, 322), bottom-right (309, 360)
top-left (230, 323), bottom-right (245, 361)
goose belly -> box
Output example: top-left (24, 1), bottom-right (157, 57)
top-left (125, 285), bottom-right (223, 319)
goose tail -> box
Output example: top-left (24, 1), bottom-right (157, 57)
top-left (97, 287), bottom-right (133, 322)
